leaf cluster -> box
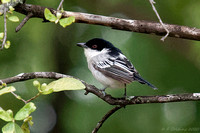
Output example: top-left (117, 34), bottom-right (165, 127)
top-left (44, 8), bottom-right (75, 28)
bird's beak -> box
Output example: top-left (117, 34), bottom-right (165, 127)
top-left (77, 43), bottom-right (87, 48)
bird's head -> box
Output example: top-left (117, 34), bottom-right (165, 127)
top-left (77, 38), bottom-right (121, 58)
top-left (77, 38), bottom-right (115, 51)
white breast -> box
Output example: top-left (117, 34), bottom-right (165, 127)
top-left (84, 48), bottom-right (125, 89)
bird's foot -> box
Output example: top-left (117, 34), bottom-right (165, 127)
top-left (99, 88), bottom-right (107, 96)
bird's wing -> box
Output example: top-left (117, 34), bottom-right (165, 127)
top-left (92, 53), bottom-right (158, 89)
top-left (93, 54), bottom-right (136, 84)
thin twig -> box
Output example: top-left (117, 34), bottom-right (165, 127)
top-left (0, 79), bottom-right (27, 103)
top-left (0, 7), bottom-right (7, 50)
top-left (149, 0), bottom-right (169, 41)
top-left (11, 92), bottom-right (27, 104)
top-left (92, 106), bottom-right (123, 133)
top-left (0, 80), bottom-right (3, 85)
top-left (57, 0), bottom-right (64, 10)
top-left (26, 92), bottom-right (41, 103)
top-left (16, 13), bottom-right (33, 32)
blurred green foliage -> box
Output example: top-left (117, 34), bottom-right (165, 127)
top-left (0, 0), bottom-right (200, 133)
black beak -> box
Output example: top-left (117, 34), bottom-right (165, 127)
top-left (77, 43), bottom-right (87, 48)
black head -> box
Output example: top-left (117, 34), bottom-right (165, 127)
top-left (85, 38), bottom-right (116, 51)
top-left (77, 38), bottom-right (121, 55)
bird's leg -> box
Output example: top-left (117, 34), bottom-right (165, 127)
top-left (100, 87), bottom-right (107, 96)
top-left (123, 84), bottom-right (127, 98)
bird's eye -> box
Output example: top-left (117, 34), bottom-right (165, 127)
top-left (92, 45), bottom-right (98, 49)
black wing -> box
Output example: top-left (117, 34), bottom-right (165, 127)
top-left (93, 54), bottom-right (136, 84)
top-left (93, 54), bottom-right (158, 89)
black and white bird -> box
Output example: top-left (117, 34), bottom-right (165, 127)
top-left (77, 38), bottom-right (157, 96)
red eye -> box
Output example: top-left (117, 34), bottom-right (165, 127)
top-left (92, 45), bottom-right (97, 49)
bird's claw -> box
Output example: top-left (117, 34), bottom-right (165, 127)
top-left (100, 89), bottom-right (106, 96)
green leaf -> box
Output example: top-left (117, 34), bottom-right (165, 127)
top-left (0, 109), bottom-right (13, 122)
top-left (24, 116), bottom-right (33, 126)
top-left (56, 12), bottom-right (62, 20)
top-left (2, 0), bottom-right (11, 3)
top-left (5, 40), bottom-right (11, 49)
top-left (0, 32), bottom-right (4, 39)
top-left (0, 86), bottom-right (16, 96)
top-left (14, 102), bottom-right (36, 121)
top-left (9, 6), bottom-right (15, 12)
top-left (2, 122), bottom-right (23, 133)
top-left (21, 122), bottom-right (30, 133)
top-left (40, 83), bottom-right (53, 95)
top-left (44, 8), bottom-right (57, 22)
top-left (33, 80), bottom-right (40, 88)
top-left (46, 77), bottom-right (85, 92)
top-left (59, 16), bottom-right (75, 28)
top-left (8, 16), bottom-right (19, 22)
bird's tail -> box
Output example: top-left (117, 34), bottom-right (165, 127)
top-left (134, 73), bottom-right (158, 90)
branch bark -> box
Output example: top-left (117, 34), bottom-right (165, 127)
top-left (14, 3), bottom-right (200, 41)
top-left (1, 72), bottom-right (200, 133)
top-left (1, 72), bottom-right (200, 106)
top-left (92, 106), bottom-right (123, 133)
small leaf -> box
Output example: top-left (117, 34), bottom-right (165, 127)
top-left (2, 83), bottom-right (7, 87)
top-left (21, 122), bottom-right (30, 133)
top-left (33, 80), bottom-right (40, 88)
top-left (14, 102), bottom-right (36, 121)
top-left (61, 8), bottom-right (64, 13)
top-left (59, 16), bottom-right (75, 28)
top-left (2, 0), bottom-right (11, 3)
top-left (46, 77), bottom-right (85, 92)
top-left (41, 88), bottom-right (53, 95)
top-left (2, 122), bottom-right (23, 133)
top-left (56, 12), bottom-right (62, 20)
top-left (24, 116), bottom-right (33, 126)
top-left (55, 19), bottom-right (59, 24)
top-left (2, 122), bottom-right (15, 133)
top-left (9, 6), bottom-right (15, 12)
top-left (41, 83), bottom-right (47, 89)
top-left (0, 86), bottom-right (16, 96)
top-left (44, 8), bottom-right (57, 22)
top-left (40, 83), bottom-right (53, 95)
top-left (0, 32), bottom-right (4, 39)
top-left (8, 16), bottom-right (19, 22)
top-left (0, 109), bottom-right (13, 122)
top-left (5, 40), bottom-right (11, 49)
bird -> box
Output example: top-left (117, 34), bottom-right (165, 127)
top-left (77, 38), bottom-right (157, 96)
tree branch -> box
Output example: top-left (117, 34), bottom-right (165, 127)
top-left (15, 12), bottom-right (33, 32)
top-left (1, 72), bottom-right (200, 106)
top-left (92, 106), bottom-right (123, 133)
top-left (1, 72), bottom-right (200, 133)
top-left (14, 3), bottom-right (200, 41)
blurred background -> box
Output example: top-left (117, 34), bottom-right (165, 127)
top-left (0, 0), bottom-right (200, 133)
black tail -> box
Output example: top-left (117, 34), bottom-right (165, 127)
top-left (134, 73), bottom-right (158, 90)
